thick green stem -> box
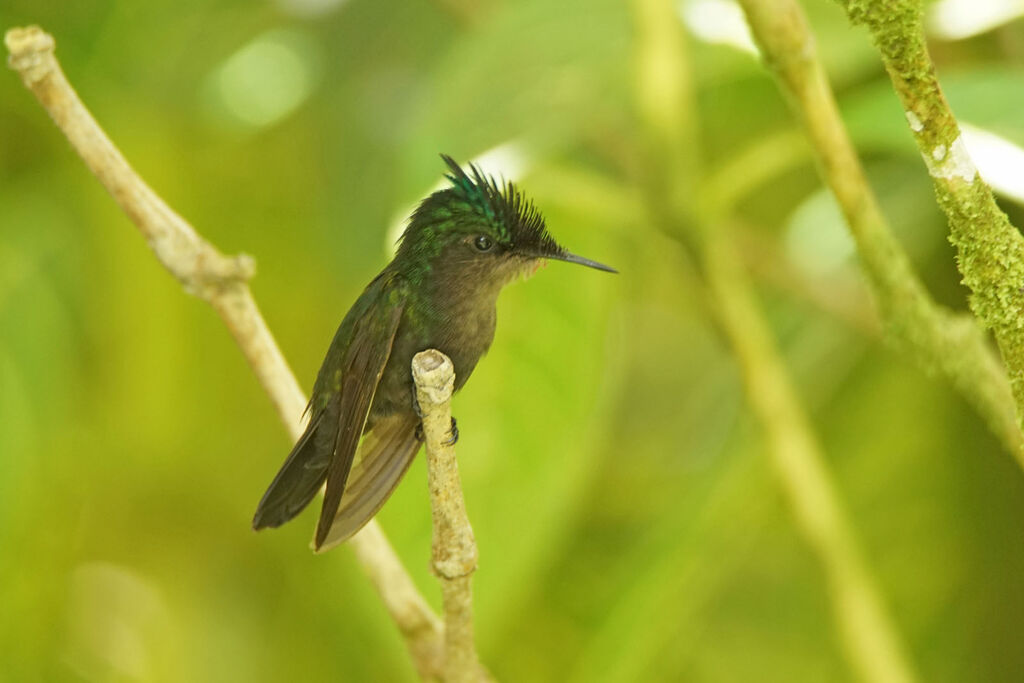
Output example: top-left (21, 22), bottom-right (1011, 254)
top-left (736, 0), bottom-right (1023, 459)
top-left (833, 0), bottom-right (1024, 447)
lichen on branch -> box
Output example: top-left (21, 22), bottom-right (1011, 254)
top-left (834, 0), bottom-right (1024, 442)
top-left (734, 0), bottom-right (1022, 458)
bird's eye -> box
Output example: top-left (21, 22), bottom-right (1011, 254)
top-left (474, 235), bottom-right (494, 252)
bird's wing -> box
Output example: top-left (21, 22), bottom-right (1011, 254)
top-left (313, 279), bottom-right (406, 550)
top-left (252, 273), bottom-right (406, 537)
top-left (316, 412), bottom-right (422, 551)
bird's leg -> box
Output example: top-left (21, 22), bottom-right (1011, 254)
top-left (414, 417), bottom-right (459, 444)
top-left (412, 392), bottom-right (425, 441)
top-left (410, 391), bottom-right (457, 444)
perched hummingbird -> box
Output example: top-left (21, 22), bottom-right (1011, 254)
top-left (252, 155), bottom-right (615, 551)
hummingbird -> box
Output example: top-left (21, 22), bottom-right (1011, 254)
top-left (252, 155), bottom-right (616, 551)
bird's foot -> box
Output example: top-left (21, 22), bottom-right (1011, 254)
top-left (444, 417), bottom-right (459, 446)
top-left (415, 417), bottom-right (459, 445)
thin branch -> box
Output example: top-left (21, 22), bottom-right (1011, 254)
top-left (632, 3), bottom-right (918, 681)
top-left (705, 231), bottom-right (918, 683)
top-left (735, 0), bottom-right (1023, 459)
top-left (633, 0), bottom-right (699, 225)
top-left (837, 0), bottom-right (1024, 447)
top-left (412, 351), bottom-right (487, 683)
top-left (4, 25), bottom-right (445, 681)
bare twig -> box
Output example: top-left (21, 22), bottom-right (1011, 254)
top-left (412, 351), bottom-right (487, 683)
top-left (4, 25), bottom-right (446, 681)
top-left (832, 0), bottom-right (1024, 448)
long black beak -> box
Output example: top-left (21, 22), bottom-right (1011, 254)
top-left (549, 250), bottom-right (618, 273)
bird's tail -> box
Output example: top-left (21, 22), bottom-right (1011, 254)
top-left (315, 412), bottom-right (422, 552)
top-left (252, 406), bottom-right (337, 530)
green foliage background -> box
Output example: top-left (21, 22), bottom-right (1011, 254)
top-left (2, 0), bottom-right (1024, 681)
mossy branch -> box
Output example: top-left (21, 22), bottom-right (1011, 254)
top-left (4, 25), bottom-right (449, 681)
top-left (735, 0), bottom-right (1022, 460)
top-left (832, 0), bottom-right (1024, 445)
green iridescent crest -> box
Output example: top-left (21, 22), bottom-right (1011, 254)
top-left (391, 155), bottom-right (585, 288)
top-left (443, 155), bottom-right (545, 242)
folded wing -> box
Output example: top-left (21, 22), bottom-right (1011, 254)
top-left (316, 412), bottom-right (422, 551)
top-left (313, 286), bottom-right (406, 550)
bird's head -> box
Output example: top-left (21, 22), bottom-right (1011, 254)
top-left (394, 155), bottom-right (615, 291)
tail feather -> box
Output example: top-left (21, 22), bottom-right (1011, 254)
top-left (316, 413), bottom-right (422, 551)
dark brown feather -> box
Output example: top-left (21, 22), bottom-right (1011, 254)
top-left (252, 405), bottom-right (335, 529)
top-left (313, 300), bottom-right (405, 549)
top-left (316, 413), bottom-right (422, 551)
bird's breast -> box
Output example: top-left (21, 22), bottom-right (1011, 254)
top-left (422, 295), bottom-right (497, 391)
top-left (370, 296), bottom-right (497, 420)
